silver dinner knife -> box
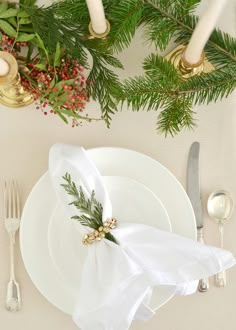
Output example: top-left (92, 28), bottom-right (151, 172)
top-left (187, 141), bottom-right (209, 293)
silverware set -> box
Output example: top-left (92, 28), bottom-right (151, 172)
top-left (4, 181), bottom-right (21, 312)
top-left (187, 142), bottom-right (234, 292)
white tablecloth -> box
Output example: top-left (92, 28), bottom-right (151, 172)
top-left (1, 1), bottom-right (236, 329)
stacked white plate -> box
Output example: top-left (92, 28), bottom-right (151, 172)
top-left (20, 148), bottom-right (196, 314)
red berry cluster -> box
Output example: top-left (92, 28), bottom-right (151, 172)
top-left (20, 55), bottom-right (89, 124)
top-left (0, 31), bottom-right (28, 56)
top-left (1, 30), bottom-right (90, 126)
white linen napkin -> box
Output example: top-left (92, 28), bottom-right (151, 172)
top-left (49, 143), bottom-right (236, 330)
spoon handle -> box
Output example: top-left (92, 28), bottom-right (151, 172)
top-left (197, 229), bottom-right (209, 292)
top-left (215, 223), bottom-right (226, 287)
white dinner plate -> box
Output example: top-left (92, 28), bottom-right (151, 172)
top-left (47, 176), bottom-right (171, 295)
top-left (20, 147), bottom-right (196, 315)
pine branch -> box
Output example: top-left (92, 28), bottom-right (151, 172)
top-left (61, 173), bottom-right (118, 244)
top-left (157, 96), bottom-right (195, 136)
top-left (106, 0), bottom-right (144, 52)
top-left (85, 43), bottom-right (123, 126)
top-left (117, 54), bottom-right (180, 111)
top-left (143, 0), bottom-right (199, 50)
top-left (144, 0), bottom-right (236, 68)
top-left (117, 54), bottom-right (236, 135)
top-left (143, 53), bottom-right (180, 87)
top-left (180, 67), bottom-right (236, 105)
top-left (117, 75), bottom-right (166, 111)
top-left (25, 5), bottom-right (88, 65)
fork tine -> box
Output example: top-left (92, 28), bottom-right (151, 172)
top-left (12, 181), bottom-right (16, 218)
top-left (8, 182), bottom-right (11, 219)
top-left (4, 181), bottom-right (21, 219)
top-left (4, 182), bottom-right (8, 219)
top-left (15, 182), bottom-right (20, 218)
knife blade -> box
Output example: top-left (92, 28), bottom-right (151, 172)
top-left (187, 141), bottom-right (209, 292)
top-left (187, 142), bottom-right (202, 229)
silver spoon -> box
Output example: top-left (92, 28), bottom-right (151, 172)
top-left (207, 190), bottom-right (234, 287)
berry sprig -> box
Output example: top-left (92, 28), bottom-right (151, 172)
top-left (20, 54), bottom-right (91, 126)
top-left (0, 2), bottom-right (101, 127)
top-left (0, 31), bottom-right (28, 56)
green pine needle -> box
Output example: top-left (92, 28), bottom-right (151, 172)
top-left (61, 173), bottom-right (118, 245)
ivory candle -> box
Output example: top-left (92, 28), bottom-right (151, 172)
top-left (0, 57), bottom-right (10, 76)
top-left (184, 0), bottom-right (227, 65)
top-left (85, 0), bottom-right (107, 34)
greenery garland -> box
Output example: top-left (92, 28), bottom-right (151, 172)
top-left (0, 0), bottom-right (236, 135)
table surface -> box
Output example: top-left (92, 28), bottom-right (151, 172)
top-left (1, 1), bottom-right (236, 329)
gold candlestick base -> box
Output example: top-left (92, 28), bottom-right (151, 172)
top-left (88, 19), bottom-right (110, 39)
top-left (165, 45), bottom-right (215, 79)
top-left (0, 51), bottom-right (34, 108)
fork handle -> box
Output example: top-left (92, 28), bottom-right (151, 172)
top-left (197, 229), bottom-right (209, 292)
top-left (6, 279), bottom-right (21, 312)
top-left (9, 232), bottom-right (16, 280)
top-left (6, 233), bottom-right (21, 311)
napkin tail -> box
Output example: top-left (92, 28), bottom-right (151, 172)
top-left (73, 273), bottom-right (154, 330)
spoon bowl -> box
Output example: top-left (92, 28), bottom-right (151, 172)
top-left (207, 190), bottom-right (234, 287)
top-left (207, 190), bottom-right (234, 223)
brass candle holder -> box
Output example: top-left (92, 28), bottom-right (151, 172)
top-left (165, 45), bottom-right (215, 79)
top-left (88, 19), bottom-right (111, 39)
top-left (0, 51), bottom-right (34, 108)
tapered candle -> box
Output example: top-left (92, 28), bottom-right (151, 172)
top-left (0, 57), bottom-right (9, 76)
top-left (85, 0), bottom-right (107, 34)
top-left (184, 0), bottom-right (227, 65)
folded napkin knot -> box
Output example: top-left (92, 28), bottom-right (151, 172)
top-left (82, 218), bottom-right (118, 245)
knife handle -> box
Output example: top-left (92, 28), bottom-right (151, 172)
top-left (197, 229), bottom-right (209, 293)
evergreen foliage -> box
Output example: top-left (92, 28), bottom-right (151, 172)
top-left (10, 0), bottom-right (236, 134)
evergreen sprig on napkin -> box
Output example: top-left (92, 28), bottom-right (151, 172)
top-left (61, 173), bottom-right (118, 244)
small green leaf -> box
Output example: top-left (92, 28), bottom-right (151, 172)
top-left (55, 79), bottom-right (75, 90)
top-left (35, 33), bottom-right (49, 61)
top-left (55, 110), bottom-right (68, 123)
top-left (0, 19), bottom-right (17, 37)
top-left (0, 8), bottom-right (18, 18)
top-left (0, 2), bottom-right (8, 12)
top-left (35, 33), bottom-right (45, 49)
top-left (34, 63), bottom-right (47, 70)
top-left (7, 16), bottom-right (17, 28)
top-left (19, 26), bottom-right (34, 33)
top-left (54, 42), bottom-right (61, 67)
top-left (19, 17), bottom-right (31, 24)
top-left (49, 78), bottom-right (56, 88)
top-left (60, 108), bottom-right (88, 120)
top-left (17, 10), bottom-right (30, 18)
top-left (48, 90), bottom-right (62, 101)
top-left (26, 42), bottom-right (34, 62)
top-left (17, 33), bottom-right (35, 42)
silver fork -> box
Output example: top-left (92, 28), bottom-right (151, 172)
top-left (4, 181), bottom-right (21, 312)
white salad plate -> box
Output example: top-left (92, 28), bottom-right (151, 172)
top-left (20, 147), bottom-right (196, 315)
